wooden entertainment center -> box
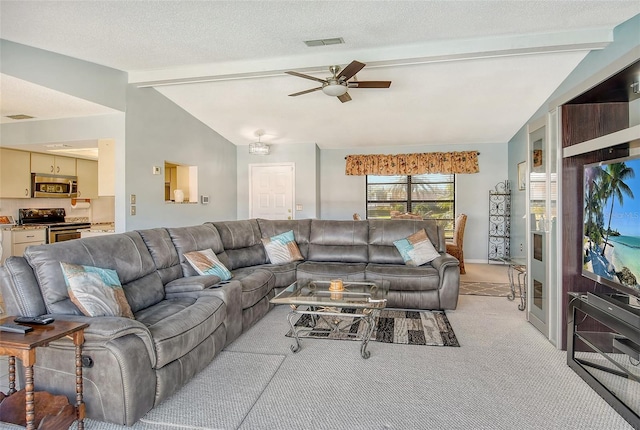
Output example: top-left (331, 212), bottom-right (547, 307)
top-left (561, 55), bottom-right (639, 428)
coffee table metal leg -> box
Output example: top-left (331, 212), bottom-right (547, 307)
top-left (360, 311), bottom-right (377, 359)
top-left (287, 310), bottom-right (302, 353)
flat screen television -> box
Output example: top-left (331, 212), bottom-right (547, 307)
top-left (582, 153), bottom-right (640, 300)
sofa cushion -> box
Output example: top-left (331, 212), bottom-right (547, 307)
top-left (393, 229), bottom-right (440, 266)
top-left (257, 219), bottom-right (312, 259)
top-left (368, 219), bottom-right (445, 264)
top-left (137, 228), bottom-right (182, 285)
top-left (184, 249), bottom-right (232, 281)
top-left (134, 295), bottom-right (226, 369)
top-left (296, 261), bottom-right (367, 281)
top-left (210, 220), bottom-right (267, 269)
top-left (23, 232), bottom-right (163, 315)
top-left (61, 262), bottom-right (134, 318)
top-left (365, 263), bottom-right (440, 291)
top-left (261, 230), bottom-right (303, 265)
top-left (226, 268), bottom-right (275, 310)
top-left (307, 220), bottom-right (369, 262)
top-left (167, 224), bottom-right (228, 277)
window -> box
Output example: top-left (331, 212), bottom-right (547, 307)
top-left (366, 173), bottom-right (455, 237)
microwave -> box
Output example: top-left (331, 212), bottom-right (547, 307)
top-left (31, 173), bottom-right (78, 198)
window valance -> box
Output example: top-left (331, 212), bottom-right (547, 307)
top-left (345, 151), bottom-right (479, 175)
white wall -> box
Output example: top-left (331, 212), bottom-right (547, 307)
top-left (320, 142), bottom-right (508, 262)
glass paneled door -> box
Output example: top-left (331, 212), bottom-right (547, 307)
top-left (527, 113), bottom-right (558, 340)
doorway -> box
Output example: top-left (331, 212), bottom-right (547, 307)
top-left (249, 163), bottom-right (295, 220)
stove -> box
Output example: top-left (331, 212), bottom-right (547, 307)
top-left (18, 208), bottom-right (91, 243)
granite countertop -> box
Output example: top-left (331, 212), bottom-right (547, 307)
top-left (0, 225), bottom-right (47, 231)
top-left (85, 222), bottom-right (115, 233)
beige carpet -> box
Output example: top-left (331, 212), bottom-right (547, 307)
top-left (460, 263), bottom-right (510, 283)
top-left (459, 263), bottom-right (513, 297)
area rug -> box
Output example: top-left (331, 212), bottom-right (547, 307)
top-left (459, 281), bottom-right (512, 297)
top-left (287, 309), bottom-right (459, 347)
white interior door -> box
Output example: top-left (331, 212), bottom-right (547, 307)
top-left (249, 163), bottom-right (295, 220)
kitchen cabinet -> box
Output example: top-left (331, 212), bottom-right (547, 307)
top-left (4, 228), bottom-right (47, 260)
top-left (0, 148), bottom-right (31, 198)
top-left (76, 158), bottom-right (98, 199)
top-left (31, 152), bottom-right (77, 176)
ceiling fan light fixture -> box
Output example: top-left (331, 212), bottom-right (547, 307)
top-left (322, 83), bottom-right (348, 97)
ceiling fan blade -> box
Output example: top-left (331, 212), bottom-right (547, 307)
top-left (337, 93), bottom-right (352, 103)
top-left (338, 61), bottom-right (365, 81)
top-left (285, 71), bottom-right (327, 84)
top-left (348, 81), bottom-right (392, 89)
top-left (288, 87), bottom-right (323, 97)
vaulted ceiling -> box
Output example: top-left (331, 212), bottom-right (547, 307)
top-left (1, 1), bottom-right (639, 150)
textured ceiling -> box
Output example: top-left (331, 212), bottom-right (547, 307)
top-left (0, 1), bottom-right (639, 149)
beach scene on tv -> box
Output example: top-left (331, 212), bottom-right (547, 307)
top-left (583, 157), bottom-right (640, 295)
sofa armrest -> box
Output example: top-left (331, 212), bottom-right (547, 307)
top-left (46, 314), bottom-right (157, 367)
top-left (431, 254), bottom-right (460, 282)
top-left (164, 275), bottom-right (222, 294)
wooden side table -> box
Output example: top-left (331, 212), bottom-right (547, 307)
top-left (0, 317), bottom-right (88, 430)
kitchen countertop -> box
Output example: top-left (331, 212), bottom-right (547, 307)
top-left (0, 225), bottom-right (47, 231)
top-left (84, 222), bottom-right (115, 233)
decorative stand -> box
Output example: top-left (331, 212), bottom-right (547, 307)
top-left (488, 180), bottom-right (511, 262)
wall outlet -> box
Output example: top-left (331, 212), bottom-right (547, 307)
top-left (520, 243), bottom-right (523, 252)
top-left (130, 205), bottom-right (136, 216)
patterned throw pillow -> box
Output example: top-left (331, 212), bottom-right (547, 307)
top-left (261, 230), bottom-right (303, 265)
top-left (184, 249), bottom-right (232, 281)
top-left (393, 229), bottom-right (441, 267)
top-left (60, 262), bottom-right (134, 319)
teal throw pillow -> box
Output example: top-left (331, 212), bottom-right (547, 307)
top-left (60, 262), bottom-right (134, 318)
top-left (184, 249), bottom-right (232, 281)
top-left (261, 230), bottom-right (303, 265)
top-left (393, 229), bottom-right (440, 267)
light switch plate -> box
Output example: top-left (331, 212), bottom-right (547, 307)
top-left (296, 204), bottom-right (303, 211)
top-left (130, 194), bottom-right (136, 204)
top-left (201, 195), bottom-right (209, 204)
top-left (130, 205), bottom-right (136, 216)
top-left (153, 166), bottom-right (161, 175)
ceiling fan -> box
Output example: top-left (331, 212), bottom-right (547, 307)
top-left (285, 61), bottom-right (391, 103)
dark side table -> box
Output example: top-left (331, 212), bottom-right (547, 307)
top-left (0, 317), bottom-right (88, 430)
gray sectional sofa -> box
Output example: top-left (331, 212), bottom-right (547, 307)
top-left (0, 218), bottom-right (459, 425)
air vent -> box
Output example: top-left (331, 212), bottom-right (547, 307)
top-left (304, 37), bottom-right (344, 47)
top-left (5, 114), bottom-right (34, 120)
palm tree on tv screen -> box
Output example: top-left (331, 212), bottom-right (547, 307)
top-left (600, 162), bottom-right (635, 256)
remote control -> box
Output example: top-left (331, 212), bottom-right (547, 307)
top-left (14, 316), bottom-right (55, 325)
top-left (0, 322), bottom-right (34, 333)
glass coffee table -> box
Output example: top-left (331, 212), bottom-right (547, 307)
top-left (270, 279), bottom-right (389, 359)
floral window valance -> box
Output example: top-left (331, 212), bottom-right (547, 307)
top-left (345, 151), bottom-right (479, 175)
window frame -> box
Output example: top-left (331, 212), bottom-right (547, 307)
top-left (365, 173), bottom-right (456, 238)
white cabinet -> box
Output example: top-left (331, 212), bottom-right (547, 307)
top-left (0, 148), bottom-right (31, 198)
top-left (31, 153), bottom-right (77, 176)
top-left (76, 159), bottom-right (98, 199)
top-left (5, 228), bottom-right (47, 259)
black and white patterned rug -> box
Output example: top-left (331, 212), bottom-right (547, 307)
top-left (287, 309), bottom-right (459, 347)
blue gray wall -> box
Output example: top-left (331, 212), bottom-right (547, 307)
top-left (125, 85), bottom-right (238, 229)
top-left (319, 142), bottom-right (508, 262)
